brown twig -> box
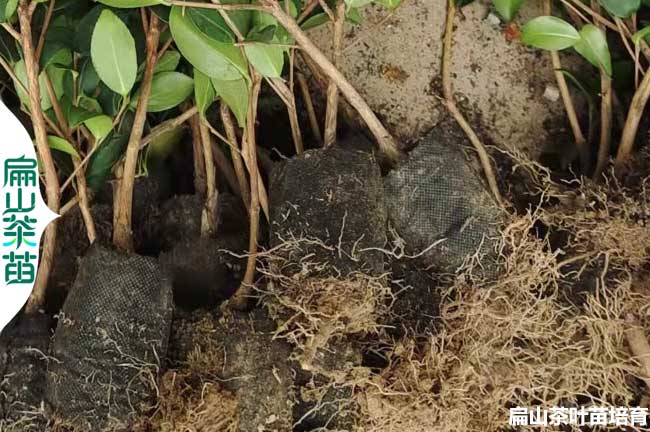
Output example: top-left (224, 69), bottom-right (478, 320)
top-left (35, 0), bottom-right (55, 60)
top-left (267, 77), bottom-right (304, 154)
top-left (113, 13), bottom-right (160, 251)
top-left (188, 110), bottom-right (207, 196)
top-left (168, 0), bottom-right (265, 11)
top-left (18, 1), bottom-right (61, 313)
top-left (220, 103), bottom-right (250, 211)
top-left (43, 73), bottom-right (96, 242)
top-left (297, 0), bottom-right (320, 23)
top-left (297, 72), bottom-right (322, 143)
top-left (615, 67), bottom-right (650, 171)
top-left (1, 23), bottom-right (20, 42)
top-left (231, 71), bottom-right (262, 309)
top-left (259, 0), bottom-right (400, 161)
top-left (441, 0), bottom-right (503, 207)
top-left (323, 0), bottom-right (345, 147)
top-left (140, 106), bottom-right (198, 149)
top-left (592, 1), bottom-right (612, 180)
top-left (199, 118), bottom-right (218, 237)
top-left (211, 140), bottom-right (241, 198)
top-left (543, 0), bottom-right (589, 171)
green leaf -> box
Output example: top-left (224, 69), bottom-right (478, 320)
top-left (154, 50), bottom-right (181, 73)
top-left (47, 136), bottom-right (79, 158)
top-left (195, 68), bottom-right (216, 117)
top-left (64, 99), bottom-right (101, 128)
top-left (346, 7), bottom-right (362, 24)
top-left (0, 0), bottom-right (17, 23)
top-left (91, 10), bottom-right (137, 96)
top-left (573, 24), bottom-right (612, 76)
top-left (188, 6), bottom-right (236, 43)
top-left (86, 111), bottom-right (134, 191)
top-left (493, 0), bottom-right (525, 22)
top-left (521, 16), bottom-right (580, 50)
top-left (79, 58), bottom-right (101, 96)
top-left (344, 0), bottom-right (373, 8)
top-left (300, 13), bottom-right (329, 30)
top-left (40, 44), bottom-right (73, 70)
top-left (13, 61), bottom-right (65, 112)
top-left (376, 0), bottom-right (401, 9)
top-left (95, 0), bottom-right (164, 7)
top-left (597, 0), bottom-right (640, 18)
top-left (75, 5), bottom-right (103, 55)
top-left (84, 115), bottom-right (114, 142)
top-left (169, 5), bottom-right (249, 81)
top-left (632, 26), bottom-right (650, 45)
top-left (131, 71), bottom-right (194, 112)
top-left (212, 76), bottom-right (249, 128)
top-left (244, 43), bottom-right (284, 77)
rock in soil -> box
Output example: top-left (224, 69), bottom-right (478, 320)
top-left (269, 147), bottom-right (387, 276)
top-left (0, 314), bottom-right (51, 431)
top-left (384, 121), bottom-right (503, 273)
top-left (46, 245), bottom-right (173, 431)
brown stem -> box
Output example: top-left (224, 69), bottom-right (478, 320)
top-left (188, 112), bottom-right (207, 196)
top-left (442, 0), bottom-right (503, 207)
top-left (544, 0), bottom-right (589, 170)
top-left (323, 0), bottom-right (345, 147)
top-left (592, 0), bottom-right (612, 180)
top-left (113, 13), bottom-right (160, 251)
top-left (35, 0), bottom-right (55, 60)
top-left (268, 77), bottom-right (304, 154)
top-left (199, 118), bottom-right (218, 237)
top-left (211, 140), bottom-right (240, 198)
top-left (297, 72), bottom-right (322, 143)
top-left (18, 1), bottom-right (61, 313)
top-left (43, 73), bottom-right (96, 242)
top-left (169, 0), bottom-right (265, 11)
top-left (220, 103), bottom-right (250, 211)
top-left (615, 67), bottom-right (650, 170)
top-left (259, 0), bottom-right (400, 161)
top-left (2, 23), bottom-right (21, 42)
top-left (140, 106), bottom-right (198, 150)
top-left (231, 72), bottom-right (262, 309)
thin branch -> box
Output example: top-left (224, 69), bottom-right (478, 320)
top-left (441, 0), bottom-right (503, 207)
top-left (544, 0), bottom-right (589, 171)
top-left (615, 65), bottom-right (650, 170)
top-left (592, 0), bottom-right (612, 180)
top-left (43, 73), bottom-right (96, 242)
top-left (231, 71), bottom-right (262, 310)
top-left (297, 72), bottom-right (322, 143)
top-left (18, 0), bottom-right (61, 313)
top-left (35, 0), bottom-right (55, 60)
top-left (267, 77), bottom-right (304, 154)
top-left (259, 0), bottom-right (400, 161)
top-left (211, 139), bottom-right (241, 198)
top-left (113, 13), bottom-right (160, 251)
top-left (199, 118), bottom-right (218, 237)
top-left (140, 106), bottom-right (198, 149)
top-left (1, 23), bottom-right (20, 42)
top-left (297, 0), bottom-right (319, 24)
top-left (323, 0), bottom-right (345, 147)
top-left (168, 0), bottom-right (265, 11)
top-left (220, 103), bottom-right (250, 211)
top-left (188, 110), bottom-right (207, 196)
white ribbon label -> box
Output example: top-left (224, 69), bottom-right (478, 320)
top-left (0, 100), bottom-right (59, 332)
